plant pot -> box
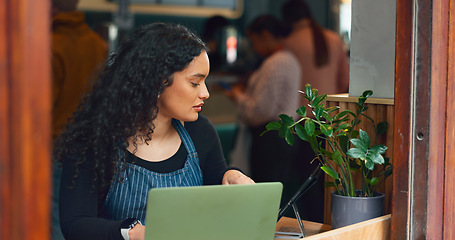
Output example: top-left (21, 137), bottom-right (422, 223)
top-left (330, 190), bottom-right (384, 229)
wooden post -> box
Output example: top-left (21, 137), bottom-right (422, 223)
top-left (444, 1), bottom-right (455, 239)
top-left (393, 0), bottom-right (452, 239)
top-left (0, 0), bottom-right (51, 239)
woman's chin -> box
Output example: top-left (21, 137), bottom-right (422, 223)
top-left (177, 113), bottom-right (199, 122)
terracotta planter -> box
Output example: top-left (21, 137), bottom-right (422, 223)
top-left (330, 190), bottom-right (385, 229)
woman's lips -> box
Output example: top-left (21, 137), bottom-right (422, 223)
top-left (193, 103), bottom-right (204, 112)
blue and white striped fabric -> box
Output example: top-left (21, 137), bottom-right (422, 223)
top-left (100, 119), bottom-right (203, 224)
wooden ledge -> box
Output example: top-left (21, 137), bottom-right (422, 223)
top-left (78, 0), bottom-right (244, 18)
top-left (275, 217), bottom-right (332, 237)
top-left (276, 214), bottom-right (391, 240)
top-left (326, 94), bottom-right (394, 105)
top-left (305, 214), bottom-right (391, 240)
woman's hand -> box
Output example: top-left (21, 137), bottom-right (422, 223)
top-left (129, 223), bottom-right (145, 240)
top-left (222, 170), bottom-right (255, 185)
top-left (223, 84), bottom-right (244, 103)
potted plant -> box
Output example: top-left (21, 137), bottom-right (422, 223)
top-left (262, 83), bottom-right (393, 228)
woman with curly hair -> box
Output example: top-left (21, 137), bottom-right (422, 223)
top-left (54, 22), bottom-right (254, 240)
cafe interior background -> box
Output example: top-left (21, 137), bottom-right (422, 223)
top-left (77, 0), bottom-right (357, 163)
top-left (6, 0), bottom-right (455, 239)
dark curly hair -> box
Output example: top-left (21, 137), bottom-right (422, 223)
top-left (53, 23), bottom-right (208, 191)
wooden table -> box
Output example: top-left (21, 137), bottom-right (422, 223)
top-left (275, 214), bottom-right (391, 240)
top-left (275, 217), bottom-right (332, 238)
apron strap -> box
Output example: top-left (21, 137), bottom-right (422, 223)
top-left (172, 118), bottom-right (197, 155)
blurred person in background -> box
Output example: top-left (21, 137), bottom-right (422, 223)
top-left (282, 0), bottom-right (349, 100)
top-left (202, 15), bottom-right (230, 71)
top-left (279, 0), bottom-right (350, 222)
top-left (51, 0), bottom-right (108, 140)
top-left (51, 0), bottom-right (108, 238)
top-left (225, 15), bottom-right (302, 210)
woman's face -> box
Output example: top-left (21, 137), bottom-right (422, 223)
top-left (247, 31), bottom-right (268, 57)
top-left (157, 50), bottom-right (210, 122)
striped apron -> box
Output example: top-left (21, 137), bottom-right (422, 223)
top-left (99, 119), bottom-right (203, 224)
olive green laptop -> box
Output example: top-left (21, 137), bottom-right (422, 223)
top-left (144, 182), bottom-right (283, 240)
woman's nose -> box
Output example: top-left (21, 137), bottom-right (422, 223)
top-left (199, 83), bottom-right (210, 99)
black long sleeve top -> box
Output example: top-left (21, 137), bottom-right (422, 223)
top-left (59, 115), bottom-right (229, 240)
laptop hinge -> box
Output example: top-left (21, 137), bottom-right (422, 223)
top-left (274, 203), bottom-right (305, 239)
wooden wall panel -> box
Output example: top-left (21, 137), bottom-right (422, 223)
top-left (392, 0), bottom-right (413, 239)
top-left (393, 0), bottom-right (452, 239)
top-left (0, 0), bottom-right (11, 239)
top-left (0, 0), bottom-right (51, 239)
top-left (426, 0), bottom-right (449, 238)
top-left (444, 0), bottom-right (455, 238)
top-left (323, 96), bottom-right (394, 225)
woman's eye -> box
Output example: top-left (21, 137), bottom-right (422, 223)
top-left (191, 82), bottom-right (200, 87)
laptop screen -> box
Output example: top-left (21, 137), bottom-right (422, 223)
top-left (144, 182), bottom-right (282, 240)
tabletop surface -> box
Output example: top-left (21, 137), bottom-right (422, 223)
top-left (275, 217), bottom-right (332, 238)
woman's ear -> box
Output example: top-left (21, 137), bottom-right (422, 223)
top-left (163, 75), bottom-right (174, 86)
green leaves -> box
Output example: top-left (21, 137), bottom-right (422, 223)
top-left (376, 121), bottom-right (388, 135)
top-left (321, 166), bottom-right (339, 179)
top-left (347, 130), bottom-right (370, 160)
top-left (347, 148), bottom-right (366, 159)
top-left (260, 83), bottom-right (392, 197)
top-left (320, 124), bottom-right (333, 137)
top-left (362, 90), bottom-right (373, 99)
top-left (265, 121), bottom-right (281, 131)
top-left (314, 106), bottom-right (324, 120)
top-left (313, 95), bottom-right (327, 109)
top-left (295, 124), bottom-right (308, 141)
top-left (335, 123), bottom-right (350, 134)
top-left (366, 177), bottom-right (379, 186)
top-left (296, 106), bottom-right (307, 117)
top-left (350, 139), bottom-right (368, 153)
top-left (285, 128), bottom-right (294, 146)
top-left (332, 150), bottom-right (343, 165)
top-left (347, 129), bottom-right (388, 170)
top-left (365, 145), bottom-right (388, 170)
top-left (279, 114), bottom-right (294, 126)
top-left (305, 119), bottom-right (315, 136)
top-left (369, 145), bottom-right (388, 156)
top-left (358, 90), bottom-right (373, 107)
top-left (262, 121), bottom-right (281, 136)
top-left (359, 129), bottom-right (371, 149)
top-left (304, 84), bottom-right (315, 101)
